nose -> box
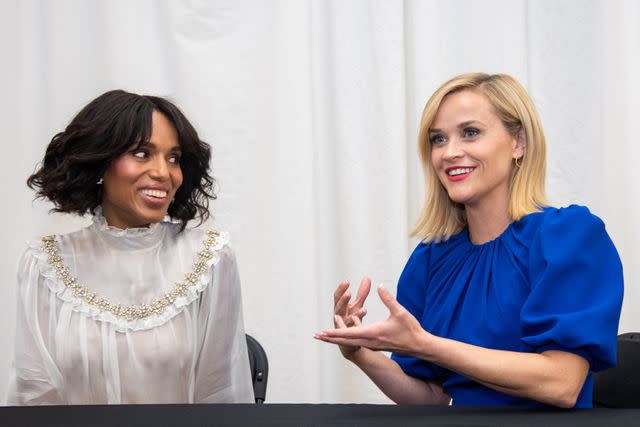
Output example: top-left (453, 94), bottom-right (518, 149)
top-left (441, 139), bottom-right (464, 161)
top-left (149, 157), bottom-right (170, 181)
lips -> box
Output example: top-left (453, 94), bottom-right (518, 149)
top-left (445, 166), bottom-right (476, 182)
top-left (140, 188), bottom-right (168, 199)
top-left (447, 167), bottom-right (475, 176)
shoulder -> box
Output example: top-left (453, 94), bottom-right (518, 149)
top-left (169, 225), bottom-right (237, 268)
top-left (539, 204), bottom-right (603, 228)
top-left (399, 241), bottom-right (438, 285)
top-left (18, 228), bottom-right (81, 273)
top-left (512, 204), bottom-right (606, 241)
top-left (167, 224), bottom-right (231, 247)
top-left (16, 234), bottom-right (65, 295)
top-left (522, 205), bottom-right (620, 270)
top-left (24, 222), bottom-right (99, 257)
top-left (179, 228), bottom-right (243, 301)
top-left (16, 224), bottom-right (95, 289)
top-left (538, 205), bottom-right (608, 242)
top-left (403, 239), bottom-right (445, 270)
top-left (17, 240), bottom-right (42, 280)
top-left (409, 241), bottom-right (433, 261)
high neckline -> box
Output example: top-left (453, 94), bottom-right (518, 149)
top-left (90, 206), bottom-right (170, 250)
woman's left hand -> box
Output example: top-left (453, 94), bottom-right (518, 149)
top-left (316, 285), bottom-right (431, 357)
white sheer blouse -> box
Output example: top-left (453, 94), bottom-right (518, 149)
top-left (7, 213), bottom-right (254, 405)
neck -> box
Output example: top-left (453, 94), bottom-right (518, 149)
top-left (465, 197), bottom-right (511, 245)
top-left (101, 204), bottom-right (151, 230)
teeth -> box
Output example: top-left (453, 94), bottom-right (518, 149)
top-left (141, 189), bottom-right (168, 198)
top-left (448, 167), bottom-right (475, 176)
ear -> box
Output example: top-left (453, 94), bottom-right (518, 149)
top-left (513, 127), bottom-right (526, 159)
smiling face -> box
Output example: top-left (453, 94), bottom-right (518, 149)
top-left (429, 89), bottom-right (523, 210)
top-left (101, 111), bottom-right (183, 229)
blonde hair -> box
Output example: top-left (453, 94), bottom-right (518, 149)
top-left (412, 73), bottom-right (547, 243)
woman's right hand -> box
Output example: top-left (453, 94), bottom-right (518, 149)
top-left (333, 277), bottom-right (372, 359)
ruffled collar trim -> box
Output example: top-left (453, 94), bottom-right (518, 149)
top-left (90, 206), bottom-right (177, 249)
top-left (34, 227), bottom-right (229, 332)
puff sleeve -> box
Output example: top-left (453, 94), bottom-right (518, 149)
top-left (6, 246), bottom-right (64, 405)
top-left (520, 206), bottom-right (623, 372)
top-left (193, 245), bottom-right (254, 403)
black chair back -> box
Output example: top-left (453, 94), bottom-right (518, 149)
top-left (246, 334), bottom-right (269, 404)
top-left (593, 332), bottom-right (640, 408)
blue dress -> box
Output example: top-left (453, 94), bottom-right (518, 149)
top-left (391, 205), bottom-right (623, 408)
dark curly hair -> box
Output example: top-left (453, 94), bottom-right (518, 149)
top-left (27, 90), bottom-right (216, 231)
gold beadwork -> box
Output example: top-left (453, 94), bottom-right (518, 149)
top-left (41, 230), bottom-right (221, 321)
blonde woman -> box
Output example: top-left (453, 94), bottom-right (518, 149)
top-left (315, 73), bottom-right (623, 408)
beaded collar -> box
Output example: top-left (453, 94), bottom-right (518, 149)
top-left (41, 229), bottom-right (222, 321)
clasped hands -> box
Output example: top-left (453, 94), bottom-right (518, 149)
top-left (314, 277), bottom-right (431, 359)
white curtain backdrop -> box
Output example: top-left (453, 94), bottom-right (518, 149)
top-left (1, 0), bottom-right (638, 404)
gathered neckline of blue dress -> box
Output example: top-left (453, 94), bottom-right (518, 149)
top-left (459, 226), bottom-right (513, 248)
top-left (453, 206), bottom-right (553, 250)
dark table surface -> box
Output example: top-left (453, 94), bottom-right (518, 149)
top-left (3, 403), bottom-right (639, 426)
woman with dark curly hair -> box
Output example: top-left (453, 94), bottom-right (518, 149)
top-left (7, 90), bottom-right (254, 405)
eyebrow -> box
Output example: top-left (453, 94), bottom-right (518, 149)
top-left (429, 120), bottom-right (485, 134)
top-left (138, 141), bottom-right (182, 152)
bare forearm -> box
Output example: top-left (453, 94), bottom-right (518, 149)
top-left (348, 347), bottom-right (450, 405)
top-left (417, 335), bottom-right (588, 408)
top-left (320, 283), bottom-right (590, 408)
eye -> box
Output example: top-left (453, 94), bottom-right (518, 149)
top-left (132, 150), bottom-right (149, 159)
top-left (463, 127), bottom-right (480, 138)
top-left (430, 134), bottom-right (447, 145)
top-left (168, 154), bottom-right (181, 164)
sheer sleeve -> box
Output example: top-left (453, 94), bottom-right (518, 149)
top-left (521, 206), bottom-right (624, 371)
top-left (6, 246), bottom-right (64, 405)
top-left (194, 245), bottom-right (254, 403)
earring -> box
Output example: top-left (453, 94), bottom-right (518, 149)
top-left (96, 178), bottom-right (104, 185)
top-left (514, 157), bottom-right (522, 168)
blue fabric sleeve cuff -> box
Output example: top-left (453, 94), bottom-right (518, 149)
top-left (533, 343), bottom-right (613, 372)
